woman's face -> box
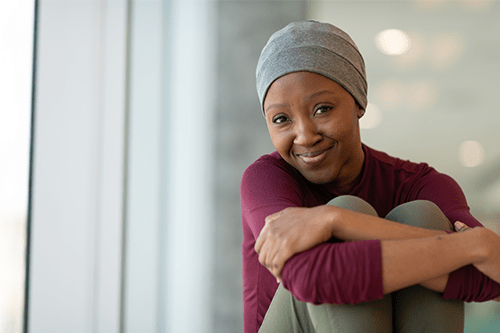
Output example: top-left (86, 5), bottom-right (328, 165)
top-left (264, 71), bottom-right (365, 188)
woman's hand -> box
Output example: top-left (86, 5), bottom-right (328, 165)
top-left (454, 221), bottom-right (470, 233)
top-left (455, 221), bottom-right (500, 302)
top-left (254, 205), bottom-right (336, 282)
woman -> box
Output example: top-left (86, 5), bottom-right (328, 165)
top-left (241, 20), bottom-right (500, 332)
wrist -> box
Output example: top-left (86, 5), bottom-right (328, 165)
top-left (454, 227), bottom-right (489, 264)
top-left (471, 227), bottom-right (494, 263)
top-left (319, 204), bottom-right (340, 240)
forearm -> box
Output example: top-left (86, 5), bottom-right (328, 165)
top-left (329, 207), bottom-right (500, 296)
top-left (280, 224), bottom-right (498, 304)
top-left (419, 275), bottom-right (449, 292)
top-left (325, 206), bottom-right (474, 292)
top-left (380, 230), bottom-right (482, 294)
top-left (327, 205), bottom-right (446, 241)
top-left (257, 204), bottom-right (500, 301)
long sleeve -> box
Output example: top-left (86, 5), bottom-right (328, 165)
top-left (241, 154), bottom-right (385, 307)
top-left (444, 265), bottom-right (500, 302)
top-left (408, 170), bottom-right (500, 301)
top-left (242, 148), bottom-right (500, 332)
top-left (281, 239), bottom-right (383, 304)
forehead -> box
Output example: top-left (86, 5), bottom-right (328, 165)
top-left (264, 71), bottom-right (352, 107)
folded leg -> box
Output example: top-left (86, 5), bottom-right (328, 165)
top-left (259, 195), bottom-right (393, 332)
top-left (386, 200), bottom-right (464, 333)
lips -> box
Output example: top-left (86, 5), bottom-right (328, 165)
top-left (295, 147), bottom-right (332, 165)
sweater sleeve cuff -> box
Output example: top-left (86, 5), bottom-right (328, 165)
top-left (443, 265), bottom-right (500, 302)
top-left (281, 239), bottom-right (384, 305)
top-left (372, 239), bottom-right (385, 300)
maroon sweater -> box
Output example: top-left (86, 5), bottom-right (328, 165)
top-left (241, 144), bottom-right (500, 333)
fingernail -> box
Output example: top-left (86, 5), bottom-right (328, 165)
top-left (454, 221), bottom-right (465, 229)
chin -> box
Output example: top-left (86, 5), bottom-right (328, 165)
top-left (303, 172), bottom-right (336, 185)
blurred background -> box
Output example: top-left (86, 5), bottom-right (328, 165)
top-left (1, 0), bottom-right (499, 332)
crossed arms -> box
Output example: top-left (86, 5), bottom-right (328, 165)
top-left (255, 205), bottom-right (500, 300)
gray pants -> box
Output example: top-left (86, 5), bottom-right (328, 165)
top-left (259, 196), bottom-right (464, 333)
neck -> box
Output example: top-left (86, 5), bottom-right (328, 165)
top-left (333, 144), bottom-right (365, 194)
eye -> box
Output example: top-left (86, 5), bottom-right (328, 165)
top-left (314, 105), bottom-right (333, 116)
top-left (272, 114), bottom-right (289, 124)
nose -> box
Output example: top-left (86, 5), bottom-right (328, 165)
top-left (293, 118), bottom-right (323, 147)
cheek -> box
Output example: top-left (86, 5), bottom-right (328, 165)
top-left (269, 130), bottom-right (292, 153)
top-left (328, 116), bottom-right (358, 139)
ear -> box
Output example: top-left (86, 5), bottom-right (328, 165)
top-left (357, 106), bottom-right (365, 119)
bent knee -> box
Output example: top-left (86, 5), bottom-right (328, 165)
top-left (385, 200), bottom-right (453, 231)
top-left (327, 195), bottom-right (378, 217)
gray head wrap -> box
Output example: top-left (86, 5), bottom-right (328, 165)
top-left (256, 20), bottom-right (367, 113)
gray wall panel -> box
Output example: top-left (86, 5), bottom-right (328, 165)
top-left (214, 2), bottom-right (306, 332)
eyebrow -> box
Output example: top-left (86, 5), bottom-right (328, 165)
top-left (264, 90), bottom-right (337, 114)
top-left (265, 103), bottom-right (289, 114)
top-left (304, 90), bottom-right (336, 102)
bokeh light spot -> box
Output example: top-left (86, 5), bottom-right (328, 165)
top-left (375, 29), bottom-right (411, 56)
top-left (459, 141), bottom-right (485, 167)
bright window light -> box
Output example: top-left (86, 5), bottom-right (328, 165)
top-left (0, 1), bottom-right (34, 332)
top-left (375, 29), bottom-right (411, 56)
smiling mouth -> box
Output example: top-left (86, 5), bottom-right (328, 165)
top-left (296, 147), bottom-right (332, 164)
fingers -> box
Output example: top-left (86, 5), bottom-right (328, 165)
top-left (454, 221), bottom-right (470, 232)
top-left (257, 238), bottom-right (289, 282)
top-left (255, 208), bottom-right (295, 282)
top-left (254, 225), bottom-right (266, 254)
top-left (256, 210), bottom-right (286, 254)
top-left (267, 257), bottom-right (285, 282)
top-left (259, 244), bottom-right (288, 283)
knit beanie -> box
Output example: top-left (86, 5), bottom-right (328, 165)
top-left (256, 20), bottom-right (367, 113)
